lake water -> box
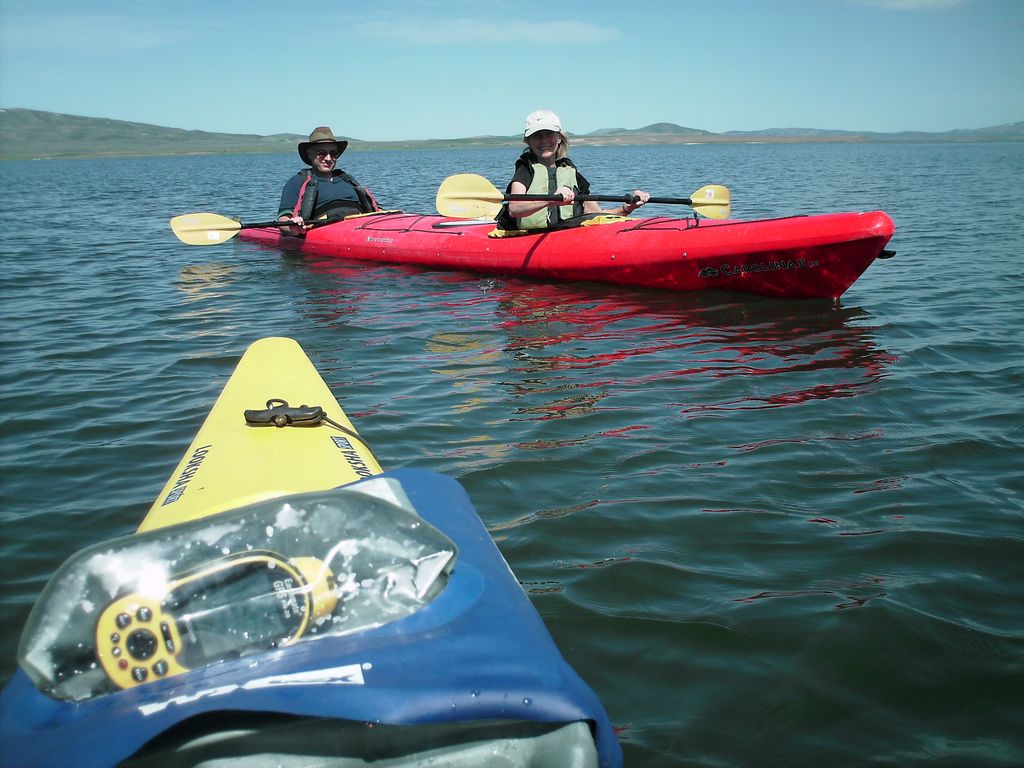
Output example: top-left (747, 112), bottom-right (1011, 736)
top-left (1, 141), bottom-right (1022, 766)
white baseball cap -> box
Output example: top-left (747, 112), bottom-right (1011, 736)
top-left (524, 110), bottom-right (563, 138)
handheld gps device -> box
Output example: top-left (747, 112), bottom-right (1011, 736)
top-left (94, 551), bottom-right (337, 689)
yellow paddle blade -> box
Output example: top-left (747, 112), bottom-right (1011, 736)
top-left (170, 213), bottom-right (244, 245)
top-left (690, 185), bottom-right (730, 220)
top-left (436, 173), bottom-right (504, 219)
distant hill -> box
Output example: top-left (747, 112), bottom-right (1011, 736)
top-left (723, 122), bottom-right (1024, 141)
top-left (0, 108), bottom-right (1020, 160)
top-left (585, 122), bottom-right (712, 137)
top-left (0, 108), bottom-right (318, 160)
top-left (947, 121), bottom-right (1024, 137)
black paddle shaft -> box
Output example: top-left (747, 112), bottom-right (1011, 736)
top-left (503, 193), bottom-right (693, 206)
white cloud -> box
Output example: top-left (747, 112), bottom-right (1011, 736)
top-left (0, 12), bottom-right (212, 55)
top-left (846, 0), bottom-right (968, 9)
top-left (351, 18), bottom-right (620, 45)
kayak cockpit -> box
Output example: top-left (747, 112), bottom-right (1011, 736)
top-left (119, 714), bottom-right (600, 767)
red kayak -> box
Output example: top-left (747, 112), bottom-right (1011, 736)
top-left (238, 210), bottom-right (894, 300)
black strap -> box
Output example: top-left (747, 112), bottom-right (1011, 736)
top-left (244, 398), bottom-right (327, 427)
top-left (243, 397), bottom-right (371, 446)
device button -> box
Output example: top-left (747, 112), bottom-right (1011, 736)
top-left (126, 629), bottom-right (159, 661)
top-left (136, 607), bottom-right (153, 622)
top-left (152, 659), bottom-right (169, 677)
top-left (116, 613), bottom-right (132, 629)
top-left (131, 666), bottom-right (148, 682)
top-left (160, 622), bottom-right (176, 653)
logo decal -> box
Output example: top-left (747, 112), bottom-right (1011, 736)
top-left (331, 436), bottom-right (375, 478)
top-left (161, 445), bottom-right (212, 506)
top-left (137, 663), bottom-right (371, 716)
top-left (698, 258), bottom-right (820, 279)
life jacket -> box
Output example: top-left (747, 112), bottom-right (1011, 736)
top-left (500, 154), bottom-right (584, 230)
top-left (292, 169), bottom-right (379, 221)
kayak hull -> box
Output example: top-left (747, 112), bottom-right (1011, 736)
top-left (240, 211), bottom-right (895, 299)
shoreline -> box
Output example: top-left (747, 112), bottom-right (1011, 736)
top-left (5, 133), bottom-right (1021, 162)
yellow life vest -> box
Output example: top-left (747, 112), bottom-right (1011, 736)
top-left (516, 162), bottom-right (580, 229)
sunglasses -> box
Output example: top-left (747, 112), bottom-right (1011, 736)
top-left (312, 147), bottom-right (339, 159)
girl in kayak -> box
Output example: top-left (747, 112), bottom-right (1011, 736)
top-left (277, 126), bottom-right (380, 233)
top-left (496, 110), bottom-right (650, 231)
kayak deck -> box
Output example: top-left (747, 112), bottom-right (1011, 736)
top-left (140, 337), bottom-right (381, 531)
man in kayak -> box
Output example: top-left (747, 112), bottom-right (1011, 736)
top-left (277, 126), bottom-right (380, 232)
top-left (496, 110), bottom-right (650, 231)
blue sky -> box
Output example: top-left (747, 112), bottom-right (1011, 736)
top-left (1, 0), bottom-right (1021, 141)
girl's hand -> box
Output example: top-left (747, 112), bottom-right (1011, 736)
top-left (555, 186), bottom-right (576, 204)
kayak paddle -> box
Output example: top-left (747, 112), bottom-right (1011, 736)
top-left (435, 173), bottom-right (731, 220)
top-left (170, 212), bottom-right (292, 246)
